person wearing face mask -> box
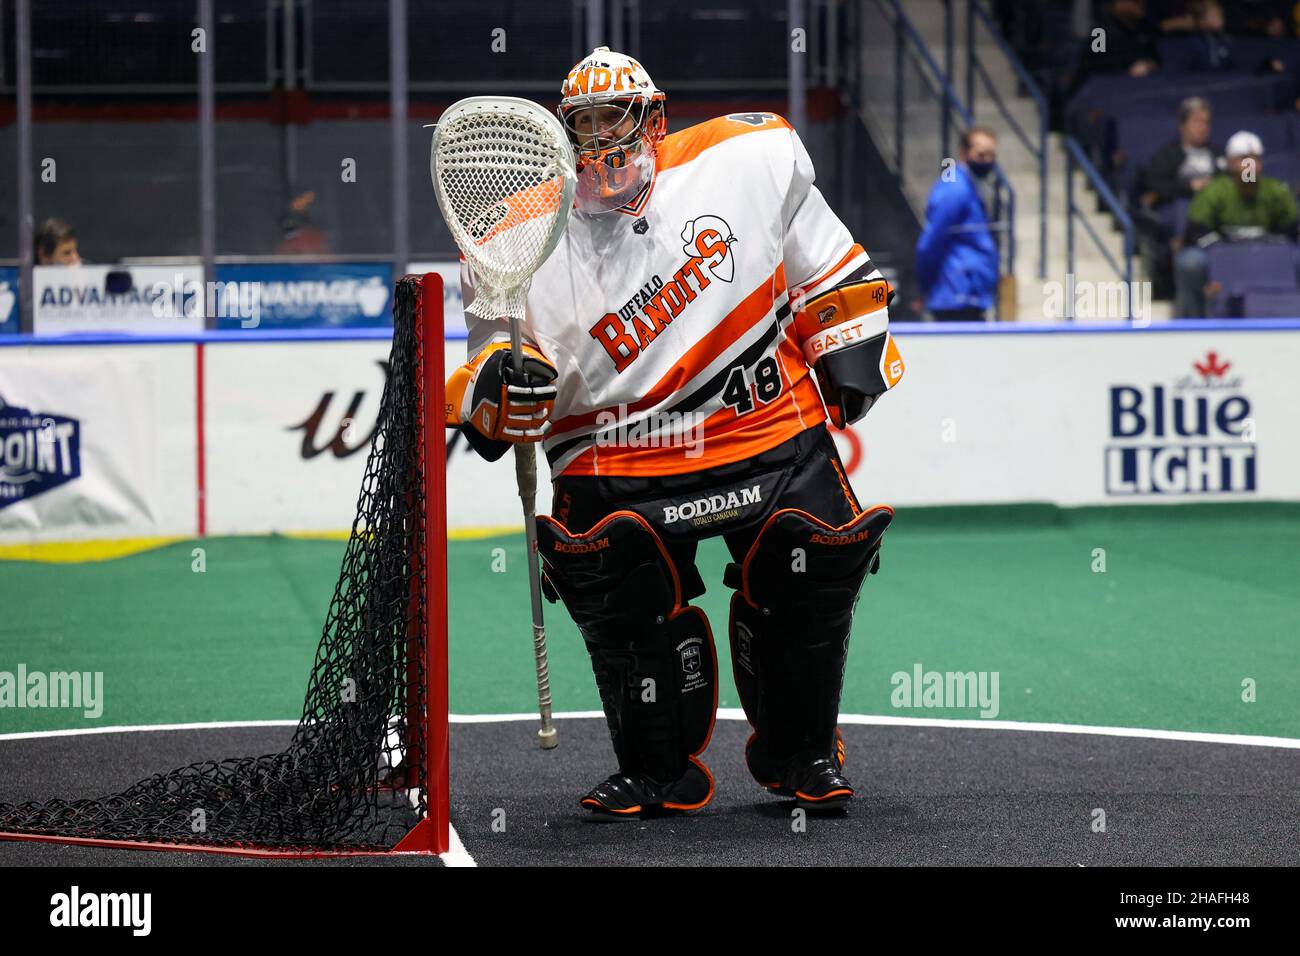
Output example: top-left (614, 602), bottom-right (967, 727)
top-left (915, 127), bottom-right (1001, 322)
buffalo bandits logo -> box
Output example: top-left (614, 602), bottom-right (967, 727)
top-left (588, 216), bottom-right (738, 373)
top-left (680, 216), bottom-right (736, 282)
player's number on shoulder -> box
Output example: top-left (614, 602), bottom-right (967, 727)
top-left (725, 112), bottom-right (778, 128)
top-left (722, 357), bottom-right (783, 416)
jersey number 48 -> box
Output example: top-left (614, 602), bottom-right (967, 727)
top-left (722, 356), bottom-right (783, 415)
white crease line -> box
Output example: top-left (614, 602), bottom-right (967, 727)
top-left (440, 823), bottom-right (476, 867)
top-left (0, 719), bottom-right (299, 741)
top-left (2, 710), bottom-right (1298, 751)
top-left (449, 708), bottom-right (1300, 750)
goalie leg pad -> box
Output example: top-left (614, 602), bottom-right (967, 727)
top-left (726, 505), bottom-right (892, 785)
top-left (536, 512), bottom-right (717, 809)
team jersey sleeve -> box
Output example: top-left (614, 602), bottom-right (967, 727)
top-left (781, 127), bottom-right (880, 302)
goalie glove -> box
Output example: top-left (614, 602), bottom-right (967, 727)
top-left (446, 342), bottom-right (558, 459)
top-left (793, 276), bottom-right (905, 428)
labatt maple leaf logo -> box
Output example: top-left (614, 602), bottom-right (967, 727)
top-left (1193, 351), bottom-right (1231, 379)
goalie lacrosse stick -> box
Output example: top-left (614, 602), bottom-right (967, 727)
top-left (431, 96), bottom-right (576, 750)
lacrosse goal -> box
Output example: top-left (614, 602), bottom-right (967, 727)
top-left (0, 273), bottom-right (450, 858)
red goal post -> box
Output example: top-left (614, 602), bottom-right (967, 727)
top-left (401, 270), bottom-right (450, 855)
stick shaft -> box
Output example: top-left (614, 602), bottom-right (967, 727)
top-left (514, 443), bottom-right (555, 737)
top-left (509, 319), bottom-right (556, 746)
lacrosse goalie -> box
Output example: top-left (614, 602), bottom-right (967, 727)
top-left (445, 47), bottom-right (904, 815)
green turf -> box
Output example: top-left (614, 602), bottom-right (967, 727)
top-left (1, 503), bottom-right (1297, 738)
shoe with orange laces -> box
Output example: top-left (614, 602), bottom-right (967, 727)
top-left (745, 728), bottom-right (853, 811)
top-left (580, 759), bottom-right (714, 817)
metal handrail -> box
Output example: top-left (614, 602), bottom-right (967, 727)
top-left (891, 3), bottom-right (972, 125)
top-left (992, 166), bottom-right (1016, 277)
top-left (964, 0), bottom-right (1048, 280)
top-left (867, 0), bottom-right (1017, 317)
top-left (1064, 136), bottom-right (1134, 321)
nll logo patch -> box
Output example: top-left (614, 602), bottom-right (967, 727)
top-left (1105, 351), bottom-right (1255, 496)
top-left (0, 397), bottom-right (81, 510)
top-left (677, 636), bottom-right (707, 693)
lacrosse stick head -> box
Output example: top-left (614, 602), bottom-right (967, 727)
top-left (431, 97), bottom-right (577, 322)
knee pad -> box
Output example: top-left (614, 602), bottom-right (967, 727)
top-left (537, 511), bottom-right (717, 791)
top-left (725, 505), bottom-right (892, 761)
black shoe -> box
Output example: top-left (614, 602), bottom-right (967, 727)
top-left (580, 758), bottom-right (714, 817)
top-left (746, 729), bottom-right (854, 810)
top-left (745, 728), bottom-right (846, 780)
top-left (788, 757), bottom-right (854, 810)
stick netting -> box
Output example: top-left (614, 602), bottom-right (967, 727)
top-left (0, 277), bottom-right (434, 854)
top-left (432, 99), bottom-right (573, 320)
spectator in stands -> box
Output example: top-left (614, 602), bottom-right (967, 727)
top-left (1177, 1), bottom-right (1291, 71)
top-left (1140, 97), bottom-right (1222, 209)
top-left (276, 191), bottom-right (332, 255)
top-left (1068, 0), bottom-right (1162, 95)
top-left (1184, 1), bottom-right (1237, 69)
top-left (1174, 130), bottom-right (1299, 316)
top-left (915, 128), bottom-right (1001, 322)
top-left (1136, 97), bottom-right (1221, 297)
top-left (34, 218), bottom-right (82, 266)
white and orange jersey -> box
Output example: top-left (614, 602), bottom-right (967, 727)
top-left (460, 111), bottom-right (881, 477)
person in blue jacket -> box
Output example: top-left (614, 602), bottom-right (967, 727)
top-left (915, 127), bottom-right (1001, 322)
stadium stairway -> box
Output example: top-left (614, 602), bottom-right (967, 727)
top-left (892, 0), bottom-right (1171, 323)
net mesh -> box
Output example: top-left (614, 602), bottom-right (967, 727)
top-left (432, 101), bottom-right (573, 320)
top-left (0, 277), bottom-right (434, 854)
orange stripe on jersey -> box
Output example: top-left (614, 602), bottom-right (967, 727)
top-left (561, 375), bottom-right (827, 477)
top-left (549, 265), bottom-right (788, 437)
top-left (774, 318), bottom-right (814, 430)
top-left (656, 113), bottom-right (793, 174)
top-left (794, 244), bottom-right (866, 300)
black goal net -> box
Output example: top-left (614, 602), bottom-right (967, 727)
top-left (0, 275), bottom-right (442, 855)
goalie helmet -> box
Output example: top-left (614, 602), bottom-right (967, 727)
top-left (558, 47), bottom-right (667, 214)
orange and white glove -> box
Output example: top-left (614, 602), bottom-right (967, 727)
top-left (793, 277), bottom-right (904, 428)
top-left (445, 342), bottom-right (558, 448)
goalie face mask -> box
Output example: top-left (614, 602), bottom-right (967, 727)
top-left (562, 100), bottom-right (663, 214)
top-left (558, 46), bottom-right (667, 215)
